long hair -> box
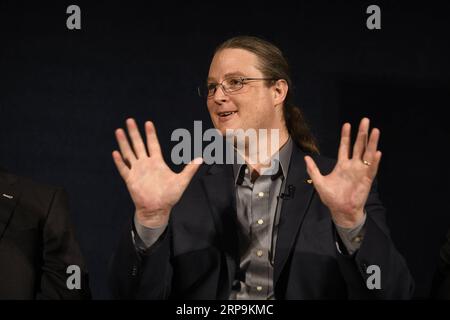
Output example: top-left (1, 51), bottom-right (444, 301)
top-left (215, 36), bottom-right (319, 154)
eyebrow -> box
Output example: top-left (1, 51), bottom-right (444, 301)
top-left (207, 71), bottom-right (246, 82)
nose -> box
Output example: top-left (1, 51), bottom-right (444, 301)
top-left (212, 84), bottom-right (228, 104)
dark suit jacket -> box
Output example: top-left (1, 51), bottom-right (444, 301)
top-left (0, 170), bottom-right (90, 299)
top-left (109, 142), bottom-right (414, 299)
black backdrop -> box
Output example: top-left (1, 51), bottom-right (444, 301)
top-left (1, 0), bottom-right (449, 299)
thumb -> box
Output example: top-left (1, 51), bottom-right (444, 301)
top-left (178, 157), bottom-right (203, 189)
top-left (304, 156), bottom-right (323, 185)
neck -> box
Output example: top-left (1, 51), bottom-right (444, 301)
top-left (235, 126), bottom-right (289, 174)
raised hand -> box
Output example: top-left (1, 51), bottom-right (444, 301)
top-left (304, 118), bottom-right (381, 228)
top-left (112, 118), bottom-right (203, 228)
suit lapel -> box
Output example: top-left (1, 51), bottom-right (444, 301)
top-left (201, 163), bottom-right (238, 299)
top-left (273, 144), bottom-right (316, 287)
top-left (199, 145), bottom-right (319, 295)
top-left (0, 171), bottom-right (21, 241)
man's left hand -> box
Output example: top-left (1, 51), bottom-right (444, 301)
top-left (304, 118), bottom-right (381, 228)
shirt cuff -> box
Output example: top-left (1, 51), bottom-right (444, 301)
top-left (132, 214), bottom-right (168, 250)
top-left (334, 212), bottom-right (367, 255)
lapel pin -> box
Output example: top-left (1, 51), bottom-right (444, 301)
top-left (2, 193), bottom-right (13, 199)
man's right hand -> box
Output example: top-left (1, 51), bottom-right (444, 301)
top-left (112, 118), bottom-right (203, 228)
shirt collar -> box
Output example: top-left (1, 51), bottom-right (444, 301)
top-left (232, 136), bottom-right (293, 185)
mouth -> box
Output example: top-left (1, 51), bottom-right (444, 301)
top-left (217, 111), bottom-right (238, 121)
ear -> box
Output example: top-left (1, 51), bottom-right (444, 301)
top-left (272, 79), bottom-right (288, 107)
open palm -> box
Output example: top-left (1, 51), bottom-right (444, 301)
top-left (305, 118), bottom-right (381, 228)
top-left (112, 119), bottom-right (202, 228)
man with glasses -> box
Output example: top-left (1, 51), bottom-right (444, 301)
top-left (109, 36), bottom-right (414, 299)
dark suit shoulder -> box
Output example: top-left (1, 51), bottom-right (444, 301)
top-left (304, 152), bottom-right (337, 176)
top-left (1, 171), bottom-right (65, 224)
top-left (1, 170), bottom-right (59, 192)
top-left (16, 174), bottom-right (62, 204)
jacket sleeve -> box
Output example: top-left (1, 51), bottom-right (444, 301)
top-left (38, 188), bottom-right (91, 300)
top-left (108, 218), bottom-right (173, 299)
top-left (335, 180), bottom-right (415, 299)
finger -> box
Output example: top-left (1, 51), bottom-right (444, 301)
top-left (126, 118), bottom-right (148, 158)
top-left (145, 121), bottom-right (162, 157)
top-left (367, 151), bottom-right (382, 179)
top-left (112, 150), bottom-right (130, 180)
top-left (115, 128), bottom-right (136, 163)
top-left (362, 128), bottom-right (380, 163)
top-left (304, 156), bottom-right (323, 185)
top-left (178, 157), bottom-right (203, 190)
top-left (337, 123), bottom-right (351, 162)
top-left (352, 117), bottom-right (370, 160)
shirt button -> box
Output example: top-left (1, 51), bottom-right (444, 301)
top-left (258, 192), bottom-right (264, 198)
top-left (257, 219), bottom-right (264, 225)
top-left (256, 286), bottom-right (263, 291)
top-left (256, 250), bottom-right (263, 257)
top-left (353, 236), bottom-right (363, 243)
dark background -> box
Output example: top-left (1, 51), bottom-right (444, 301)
top-left (1, 0), bottom-right (449, 299)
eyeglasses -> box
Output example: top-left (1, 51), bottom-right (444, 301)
top-left (198, 76), bottom-right (278, 98)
